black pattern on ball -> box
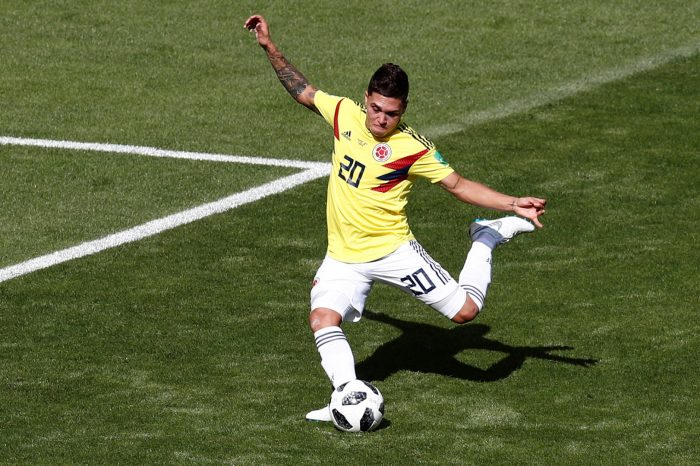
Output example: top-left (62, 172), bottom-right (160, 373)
top-left (359, 407), bottom-right (375, 431)
top-left (332, 409), bottom-right (353, 430)
top-left (342, 391), bottom-right (367, 406)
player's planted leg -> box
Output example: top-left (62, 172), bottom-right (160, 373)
top-left (306, 308), bottom-right (356, 422)
top-left (305, 404), bottom-right (333, 422)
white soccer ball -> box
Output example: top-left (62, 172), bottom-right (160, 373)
top-left (329, 379), bottom-right (384, 432)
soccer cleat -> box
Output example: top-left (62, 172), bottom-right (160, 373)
top-left (469, 216), bottom-right (535, 249)
top-left (305, 405), bottom-right (332, 422)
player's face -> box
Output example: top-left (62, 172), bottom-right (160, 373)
top-left (364, 91), bottom-right (406, 139)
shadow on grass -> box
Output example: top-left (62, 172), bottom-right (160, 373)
top-left (356, 310), bottom-right (597, 383)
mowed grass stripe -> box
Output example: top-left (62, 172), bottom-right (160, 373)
top-left (425, 40), bottom-right (700, 138)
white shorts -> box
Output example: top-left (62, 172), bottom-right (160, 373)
top-left (310, 240), bottom-right (466, 322)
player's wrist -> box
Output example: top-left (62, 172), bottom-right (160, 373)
top-left (509, 197), bottom-right (518, 212)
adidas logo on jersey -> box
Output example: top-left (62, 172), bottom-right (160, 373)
top-left (342, 130), bottom-right (352, 140)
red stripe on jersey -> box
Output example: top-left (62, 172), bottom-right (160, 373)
top-left (383, 149), bottom-right (429, 169)
top-left (371, 179), bottom-right (403, 193)
top-left (371, 149), bottom-right (431, 193)
top-left (333, 98), bottom-right (344, 140)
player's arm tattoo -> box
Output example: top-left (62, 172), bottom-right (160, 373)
top-left (268, 51), bottom-right (310, 99)
top-left (276, 63), bottom-right (309, 98)
top-left (264, 48), bottom-right (319, 114)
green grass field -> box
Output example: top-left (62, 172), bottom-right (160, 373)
top-left (1, 1), bottom-right (699, 464)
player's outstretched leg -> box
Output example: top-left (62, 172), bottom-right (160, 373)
top-left (469, 216), bottom-right (535, 249)
top-left (459, 216), bottom-right (534, 312)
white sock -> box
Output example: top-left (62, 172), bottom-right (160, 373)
top-left (314, 326), bottom-right (356, 389)
top-left (458, 241), bottom-right (493, 311)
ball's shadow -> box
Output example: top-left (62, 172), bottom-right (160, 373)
top-left (373, 417), bottom-right (392, 432)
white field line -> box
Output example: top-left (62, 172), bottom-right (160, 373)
top-left (425, 41), bottom-right (700, 138)
top-left (0, 136), bottom-right (325, 170)
top-left (0, 137), bottom-right (330, 283)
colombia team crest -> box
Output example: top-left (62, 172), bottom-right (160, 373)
top-left (372, 143), bottom-right (392, 162)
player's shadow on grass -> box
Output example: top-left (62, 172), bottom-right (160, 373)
top-left (356, 310), bottom-right (597, 382)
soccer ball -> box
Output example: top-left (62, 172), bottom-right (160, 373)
top-left (329, 379), bottom-right (384, 432)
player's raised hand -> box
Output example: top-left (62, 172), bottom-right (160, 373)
top-left (512, 197), bottom-right (547, 228)
top-left (244, 15), bottom-right (272, 49)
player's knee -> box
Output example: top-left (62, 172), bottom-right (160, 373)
top-left (309, 307), bottom-right (343, 332)
top-left (450, 301), bottom-right (479, 324)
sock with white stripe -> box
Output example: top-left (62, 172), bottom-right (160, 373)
top-left (458, 241), bottom-right (493, 311)
top-left (314, 326), bottom-right (356, 389)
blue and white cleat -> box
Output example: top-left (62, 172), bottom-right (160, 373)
top-left (469, 216), bottom-right (535, 248)
top-left (305, 405), bottom-right (332, 422)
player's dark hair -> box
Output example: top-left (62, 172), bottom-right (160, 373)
top-left (367, 63), bottom-right (409, 103)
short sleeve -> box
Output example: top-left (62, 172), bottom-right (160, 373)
top-left (410, 149), bottom-right (455, 183)
top-left (314, 90), bottom-right (344, 127)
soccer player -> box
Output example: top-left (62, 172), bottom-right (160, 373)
top-left (244, 15), bottom-right (547, 422)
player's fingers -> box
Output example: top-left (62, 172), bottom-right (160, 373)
top-left (244, 15), bottom-right (261, 30)
top-left (527, 197), bottom-right (546, 208)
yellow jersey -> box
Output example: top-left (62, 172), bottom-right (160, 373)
top-left (315, 90), bottom-right (454, 263)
